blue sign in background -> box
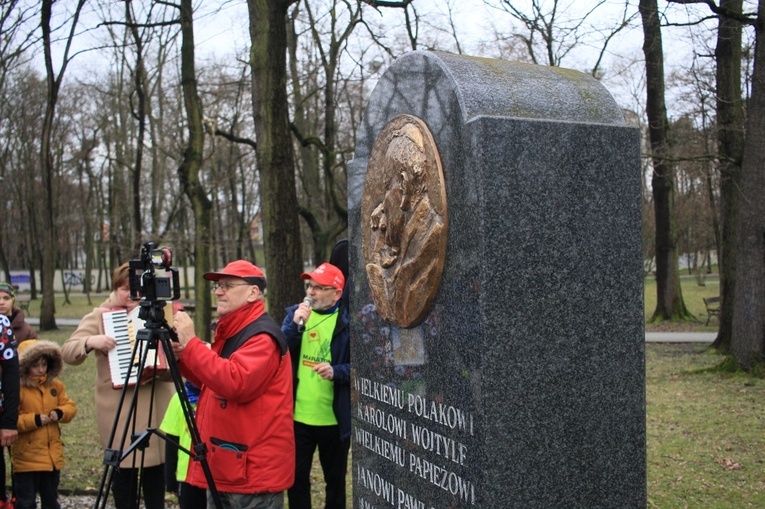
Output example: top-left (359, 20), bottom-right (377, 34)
top-left (11, 273), bottom-right (30, 284)
top-left (9, 271), bottom-right (31, 291)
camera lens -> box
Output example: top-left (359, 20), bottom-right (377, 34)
top-left (151, 248), bottom-right (173, 268)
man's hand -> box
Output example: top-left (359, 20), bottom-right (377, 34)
top-left (171, 311), bottom-right (196, 360)
top-left (313, 362), bottom-right (334, 380)
top-left (49, 410), bottom-right (59, 422)
top-left (173, 312), bottom-right (195, 346)
top-left (171, 341), bottom-right (185, 360)
top-left (293, 301), bottom-right (312, 326)
top-left (0, 429), bottom-right (17, 447)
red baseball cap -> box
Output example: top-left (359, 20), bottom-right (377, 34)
top-left (301, 263), bottom-right (345, 290)
top-left (204, 260), bottom-right (266, 289)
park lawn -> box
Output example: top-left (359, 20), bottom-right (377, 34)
top-left (644, 275), bottom-right (720, 331)
top-left (646, 343), bottom-right (765, 508)
top-left (22, 294), bottom-right (103, 321)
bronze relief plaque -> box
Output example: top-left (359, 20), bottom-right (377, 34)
top-left (361, 114), bottom-right (448, 328)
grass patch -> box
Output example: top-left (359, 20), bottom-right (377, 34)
top-left (646, 343), bottom-right (765, 508)
top-left (644, 276), bottom-right (720, 332)
top-left (22, 294), bottom-right (104, 320)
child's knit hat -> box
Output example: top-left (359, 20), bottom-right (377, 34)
top-left (0, 282), bottom-right (15, 299)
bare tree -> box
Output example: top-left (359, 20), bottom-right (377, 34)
top-left (177, 0), bottom-right (214, 339)
top-left (640, 0), bottom-right (692, 321)
top-left (202, 61), bottom-right (261, 267)
top-left (248, 0), bottom-right (304, 322)
top-left (712, 0), bottom-right (744, 353)
top-left (488, 0), bottom-right (638, 77)
top-left (0, 68), bottom-right (46, 297)
top-left (729, 0), bottom-right (765, 368)
top-left (669, 0), bottom-right (765, 367)
top-left (124, 0), bottom-right (150, 254)
top-left (360, 0), bottom-right (420, 53)
top-left (288, 0), bottom-right (356, 264)
top-left (38, 0), bottom-right (87, 330)
top-left (0, 2), bottom-right (37, 285)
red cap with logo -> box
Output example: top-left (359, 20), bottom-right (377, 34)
top-left (301, 263), bottom-right (345, 290)
top-left (204, 260), bottom-right (266, 288)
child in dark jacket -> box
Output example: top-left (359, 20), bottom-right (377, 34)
top-left (0, 315), bottom-right (19, 506)
top-left (0, 283), bottom-right (36, 343)
top-left (12, 340), bottom-right (77, 509)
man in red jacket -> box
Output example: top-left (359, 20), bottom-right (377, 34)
top-left (172, 260), bottom-right (294, 509)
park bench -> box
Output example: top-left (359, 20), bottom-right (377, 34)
top-left (16, 293), bottom-right (31, 316)
top-left (703, 296), bottom-right (720, 326)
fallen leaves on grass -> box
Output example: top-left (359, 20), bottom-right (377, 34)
top-left (716, 458), bottom-right (742, 470)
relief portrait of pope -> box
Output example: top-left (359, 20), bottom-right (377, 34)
top-left (362, 114), bottom-right (447, 328)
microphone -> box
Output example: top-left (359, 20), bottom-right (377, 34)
top-left (297, 296), bottom-right (313, 333)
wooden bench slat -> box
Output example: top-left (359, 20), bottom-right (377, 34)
top-left (703, 296), bottom-right (720, 326)
top-left (15, 294), bottom-right (31, 317)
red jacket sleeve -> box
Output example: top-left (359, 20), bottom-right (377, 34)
top-left (179, 334), bottom-right (282, 403)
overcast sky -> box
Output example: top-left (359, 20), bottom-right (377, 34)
top-left (187, 0), bottom-right (723, 116)
top-left (49, 0), bottom-right (751, 119)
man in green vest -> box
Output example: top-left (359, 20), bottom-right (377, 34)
top-left (282, 263), bottom-right (350, 509)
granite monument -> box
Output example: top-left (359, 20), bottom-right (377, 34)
top-left (349, 51), bottom-right (645, 508)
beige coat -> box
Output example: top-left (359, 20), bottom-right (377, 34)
top-left (61, 292), bottom-right (175, 468)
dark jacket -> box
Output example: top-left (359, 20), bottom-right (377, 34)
top-left (282, 303), bottom-right (351, 440)
top-left (0, 317), bottom-right (19, 431)
top-left (11, 307), bottom-right (36, 343)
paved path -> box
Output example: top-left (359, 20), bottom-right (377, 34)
top-left (645, 332), bottom-right (716, 343)
top-left (26, 317), bottom-right (81, 326)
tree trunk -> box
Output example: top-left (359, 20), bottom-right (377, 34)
top-left (248, 0), bottom-right (304, 323)
top-left (0, 217), bottom-right (9, 281)
top-left (38, 0), bottom-right (66, 331)
top-left (639, 0), bottom-right (691, 321)
top-left (730, 0), bottom-right (765, 368)
top-left (288, 1), bottom-right (352, 265)
top-left (177, 0), bottom-right (213, 340)
top-left (712, 0), bottom-right (745, 353)
top-left (287, 10), bottom-right (322, 264)
top-left (125, 0), bottom-right (146, 254)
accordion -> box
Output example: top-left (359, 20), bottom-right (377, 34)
top-left (102, 307), bottom-right (168, 389)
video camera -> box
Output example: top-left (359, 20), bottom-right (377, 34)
top-left (129, 242), bottom-right (181, 302)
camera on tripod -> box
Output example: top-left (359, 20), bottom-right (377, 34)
top-left (129, 242), bottom-right (181, 302)
top-left (97, 242), bottom-right (222, 509)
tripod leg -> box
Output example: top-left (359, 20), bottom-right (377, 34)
top-left (94, 333), bottom-right (145, 509)
top-left (100, 313), bottom-right (224, 509)
top-left (160, 328), bottom-right (224, 509)
top-left (95, 319), bottom-right (169, 509)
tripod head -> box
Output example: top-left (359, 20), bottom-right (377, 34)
top-left (129, 242), bottom-right (181, 305)
top-left (128, 241), bottom-right (181, 341)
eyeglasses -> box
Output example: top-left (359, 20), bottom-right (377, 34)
top-left (212, 281), bottom-right (253, 292)
top-left (305, 283), bottom-right (335, 292)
